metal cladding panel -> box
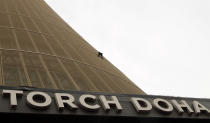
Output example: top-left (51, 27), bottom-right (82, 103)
top-left (0, 0), bottom-right (144, 94)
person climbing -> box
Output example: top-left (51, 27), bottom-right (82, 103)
top-left (97, 52), bottom-right (103, 59)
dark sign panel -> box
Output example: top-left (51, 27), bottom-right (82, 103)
top-left (0, 86), bottom-right (210, 120)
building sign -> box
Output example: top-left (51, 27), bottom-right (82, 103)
top-left (0, 86), bottom-right (210, 119)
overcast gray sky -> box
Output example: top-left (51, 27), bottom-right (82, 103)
top-left (45, 0), bottom-right (210, 98)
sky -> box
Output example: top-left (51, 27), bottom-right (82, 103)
top-left (44, 0), bottom-right (210, 98)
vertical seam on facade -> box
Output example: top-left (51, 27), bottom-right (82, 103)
top-left (5, 0), bottom-right (32, 87)
top-left (0, 51), bottom-right (3, 85)
top-left (41, 20), bottom-right (98, 91)
top-left (35, 70), bottom-right (46, 89)
top-left (103, 72), bottom-right (126, 93)
top-left (25, 0), bottom-right (80, 91)
top-left (24, 0), bottom-right (65, 90)
top-left (66, 43), bottom-right (115, 92)
top-left (18, 4), bottom-right (58, 89)
top-left (52, 32), bottom-right (99, 91)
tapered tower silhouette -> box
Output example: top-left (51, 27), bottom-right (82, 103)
top-left (0, 0), bottom-right (144, 94)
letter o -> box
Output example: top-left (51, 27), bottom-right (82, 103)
top-left (153, 98), bottom-right (173, 113)
top-left (26, 91), bottom-right (52, 109)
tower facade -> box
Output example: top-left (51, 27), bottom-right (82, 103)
top-left (0, 0), bottom-right (144, 94)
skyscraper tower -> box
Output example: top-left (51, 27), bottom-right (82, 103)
top-left (0, 0), bottom-right (144, 94)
